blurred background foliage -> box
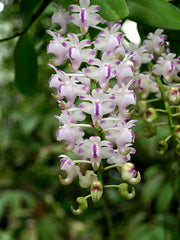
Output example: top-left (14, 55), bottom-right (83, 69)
top-left (0, 0), bottom-right (180, 239)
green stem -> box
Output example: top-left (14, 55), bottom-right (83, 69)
top-left (102, 197), bottom-right (115, 240)
top-left (149, 62), bottom-right (175, 137)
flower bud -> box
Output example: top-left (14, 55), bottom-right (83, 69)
top-left (176, 143), bottom-right (180, 156)
top-left (143, 123), bottom-right (157, 138)
top-left (143, 108), bottom-right (157, 123)
top-left (168, 87), bottom-right (180, 105)
top-left (158, 140), bottom-right (168, 154)
top-left (71, 197), bottom-right (88, 215)
top-left (121, 163), bottom-right (135, 181)
top-left (137, 100), bottom-right (147, 115)
top-left (118, 183), bottom-right (135, 200)
top-left (90, 181), bottom-right (103, 203)
top-left (121, 163), bottom-right (141, 185)
top-left (174, 125), bottom-right (180, 140)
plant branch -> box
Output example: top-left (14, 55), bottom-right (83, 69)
top-left (0, 0), bottom-right (52, 42)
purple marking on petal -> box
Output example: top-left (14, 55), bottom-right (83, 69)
top-left (79, 103), bottom-right (84, 109)
top-left (100, 30), bottom-right (104, 34)
top-left (96, 6), bottom-right (101, 11)
top-left (95, 88), bottom-right (100, 92)
top-left (60, 159), bottom-right (66, 167)
top-left (109, 149), bottom-right (114, 153)
top-left (97, 16), bottom-right (101, 21)
top-left (95, 101), bottom-right (100, 116)
top-left (106, 132), bottom-right (111, 136)
top-left (49, 75), bottom-right (53, 83)
top-left (130, 65), bottom-right (134, 73)
top-left (106, 65), bottom-right (111, 79)
top-left (68, 47), bottom-right (73, 60)
top-left (110, 95), bottom-right (115, 100)
top-left (152, 66), bottom-right (156, 71)
top-left (116, 61), bottom-right (121, 65)
top-left (78, 148), bottom-right (84, 154)
top-left (67, 160), bottom-right (72, 165)
top-left (86, 40), bottom-right (91, 45)
top-left (95, 39), bottom-right (99, 44)
top-left (131, 148), bottom-right (136, 154)
top-left (93, 144), bottom-right (98, 158)
top-left (108, 142), bottom-right (113, 147)
top-left (110, 104), bottom-right (115, 109)
top-left (169, 61), bottom-right (174, 72)
top-left (80, 9), bottom-right (85, 23)
top-left (70, 16), bottom-right (74, 20)
top-left (58, 85), bottom-right (62, 93)
top-left (69, 6), bottom-right (74, 11)
top-left (62, 42), bottom-right (67, 47)
top-left (90, 51), bottom-right (96, 55)
top-left (56, 128), bottom-right (60, 137)
top-left (79, 96), bottom-right (85, 99)
top-left (85, 68), bottom-right (91, 73)
top-left (88, 59), bottom-right (94, 64)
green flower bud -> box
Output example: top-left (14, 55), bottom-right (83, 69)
top-left (118, 183), bottom-right (135, 200)
top-left (158, 140), bottom-right (168, 154)
top-left (91, 181), bottom-right (103, 203)
top-left (144, 108), bottom-right (157, 123)
top-left (137, 100), bottom-right (147, 115)
top-left (168, 87), bottom-right (180, 105)
top-left (71, 197), bottom-right (88, 215)
top-left (143, 123), bottom-right (157, 138)
top-left (174, 125), bottom-right (180, 140)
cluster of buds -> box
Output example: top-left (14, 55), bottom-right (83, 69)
top-left (46, 0), bottom-right (179, 214)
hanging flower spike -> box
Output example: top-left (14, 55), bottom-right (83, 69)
top-left (69, 0), bottom-right (101, 34)
top-left (59, 155), bottom-right (80, 185)
top-left (78, 136), bottom-right (114, 171)
top-left (46, 31), bottom-right (67, 66)
top-left (79, 89), bottom-right (115, 127)
top-left (51, 4), bottom-right (70, 34)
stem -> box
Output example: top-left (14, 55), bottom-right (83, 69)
top-left (103, 164), bottom-right (122, 171)
top-left (149, 62), bottom-right (175, 137)
top-left (102, 197), bottom-right (115, 240)
top-left (0, 0), bottom-right (52, 42)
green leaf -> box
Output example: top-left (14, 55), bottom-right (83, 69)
top-left (20, 0), bottom-right (43, 27)
top-left (92, 0), bottom-right (129, 21)
top-left (142, 173), bottom-right (165, 205)
top-left (126, 0), bottom-right (180, 30)
top-left (156, 181), bottom-right (173, 212)
top-left (14, 33), bottom-right (38, 96)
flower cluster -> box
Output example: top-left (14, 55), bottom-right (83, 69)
top-left (47, 0), bottom-right (180, 214)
